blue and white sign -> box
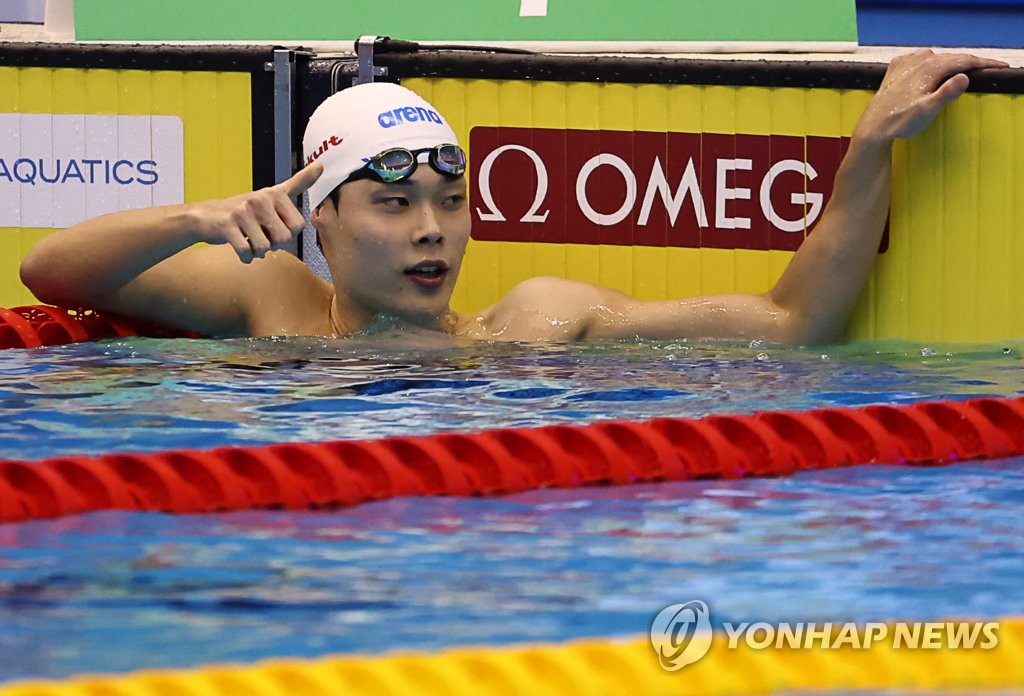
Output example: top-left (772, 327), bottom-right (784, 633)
top-left (0, 114), bottom-right (184, 228)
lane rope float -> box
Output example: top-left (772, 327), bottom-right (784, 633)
top-left (2, 393), bottom-right (1022, 523)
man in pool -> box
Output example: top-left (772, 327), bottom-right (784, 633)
top-left (20, 50), bottom-right (1008, 344)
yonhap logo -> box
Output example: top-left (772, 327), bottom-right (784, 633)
top-left (648, 601), bottom-right (1000, 673)
top-left (649, 600), bottom-right (713, 671)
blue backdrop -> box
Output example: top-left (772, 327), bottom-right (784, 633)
top-left (858, 0), bottom-right (1024, 47)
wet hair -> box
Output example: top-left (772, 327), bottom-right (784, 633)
top-left (326, 184), bottom-right (341, 209)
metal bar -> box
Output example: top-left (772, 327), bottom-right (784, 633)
top-left (270, 48), bottom-right (298, 253)
top-left (355, 35), bottom-right (379, 85)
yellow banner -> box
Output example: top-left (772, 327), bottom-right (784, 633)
top-left (0, 66), bottom-right (253, 307)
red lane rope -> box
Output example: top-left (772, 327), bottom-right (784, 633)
top-left (2, 396), bottom-right (1023, 524)
top-left (0, 307), bottom-right (44, 349)
top-left (0, 305), bottom-right (198, 349)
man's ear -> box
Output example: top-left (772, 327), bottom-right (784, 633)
top-left (311, 192), bottom-right (340, 223)
top-left (310, 199), bottom-right (336, 253)
top-left (310, 201), bottom-right (327, 225)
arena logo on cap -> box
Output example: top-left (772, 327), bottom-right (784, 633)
top-left (469, 126), bottom-right (875, 252)
top-left (377, 106), bottom-right (445, 129)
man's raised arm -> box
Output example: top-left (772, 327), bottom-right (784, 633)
top-left (19, 164), bottom-right (322, 337)
top-left (766, 50), bottom-right (1007, 343)
top-left (582, 51), bottom-right (1009, 344)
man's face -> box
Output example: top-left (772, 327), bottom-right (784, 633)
top-left (312, 166), bottom-right (470, 327)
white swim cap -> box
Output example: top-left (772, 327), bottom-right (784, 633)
top-left (302, 82), bottom-right (460, 208)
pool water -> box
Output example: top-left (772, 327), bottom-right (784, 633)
top-left (0, 461), bottom-right (1022, 681)
top-left (1, 336), bottom-right (1023, 684)
top-left (1, 335), bottom-right (1023, 461)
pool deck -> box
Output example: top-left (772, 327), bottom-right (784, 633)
top-left (3, 21), bottom-right (1024, 67)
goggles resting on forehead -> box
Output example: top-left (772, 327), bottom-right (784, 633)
top-left (346, 144), bottom-right (466, 184)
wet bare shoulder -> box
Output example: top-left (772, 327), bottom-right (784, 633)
top-left (467, 276), bottom-right (626, 342)
top-left (241, 251), bottom-right (335, 336)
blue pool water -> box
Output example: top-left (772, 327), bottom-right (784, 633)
top-left (1, 335), bottom-right (1023, 460)
top-left (1, 336), bottom-right (1023, 684)
top-left (0, 461), bottom-right (1022, 681)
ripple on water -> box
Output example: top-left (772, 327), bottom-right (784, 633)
top-left (1, 336), bottom-right (1023, 459)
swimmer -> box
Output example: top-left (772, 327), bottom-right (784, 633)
top-left (19, 50), bottom-right (1008, 344)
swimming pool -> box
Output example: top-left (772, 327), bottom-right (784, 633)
top-left (4, 334), bottom-right (1023, 460)
top-left (2, 335), bottom-right (1023, 693)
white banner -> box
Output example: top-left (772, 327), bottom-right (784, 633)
top-left (0, 114), bottom-right (184, 229)
top-left (519, 0), bottom-right (548, 16)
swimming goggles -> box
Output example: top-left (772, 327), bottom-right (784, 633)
top-left (346, 144), bottom-right (467, 184)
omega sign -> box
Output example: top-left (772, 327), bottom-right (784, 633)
top-left (470, 127), bottom-right (858, 252)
